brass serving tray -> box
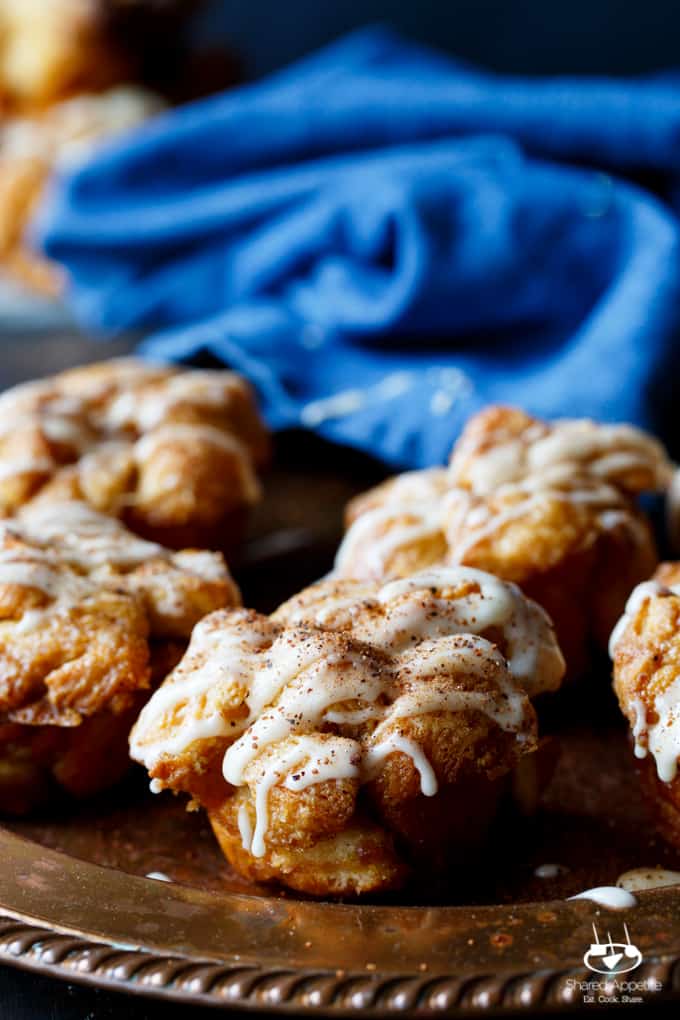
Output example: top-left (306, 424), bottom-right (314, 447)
top-left (1, 347), bottom-right (680, 1014)
top-left (0, 820), bottom-right (679, 1016)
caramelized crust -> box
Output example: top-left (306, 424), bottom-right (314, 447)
top-left (0, 706), bottom-right (143, 814)
top-left (211, 799), bottom-right (407, 896)
top-left (131, 567), bottom-right (564, 896)
top-left (0, 359), bottom-right (268, 551)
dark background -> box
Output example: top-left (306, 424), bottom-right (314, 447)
top-left (196, 0), bottom-right (680, 79)
top-left (4, 2), bottom-right (680, 1016)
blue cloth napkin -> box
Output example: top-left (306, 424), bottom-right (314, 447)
top-left (35, 27), bottom-right (680, 468)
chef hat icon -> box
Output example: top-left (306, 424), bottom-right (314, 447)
top-left (585, 923), bottom-right (642, 974)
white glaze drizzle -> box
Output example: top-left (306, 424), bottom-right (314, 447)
top-left (447, 473), bottom-right (632, 564)
top-left (610, 580), bottom-right (680, 783)
top-left (631, 698), bottom-right (648, 760)
top-left (220, 628), bottom-right (525, 858)
top-left (0, 88), bottom-right (162, 174)
top-left (221, 635), bottom-right (386, 787)
top-left (334, 469), bottom-right (448, 579)
top-left (337, 413), bottom-right (671, 587)
top-left (2, 499), bottom-right (232, 641)
top-left (376, 636), bottom-right (528, 735)
top-left (0, 554), bottom-right (68, 598)
top-left (130, 612), bottom-right (273, 766)
top-left (370, 567), bottom-right (561, 697)
top-left (364, 733), bottom-right (438, 796)
top-left (0, 404), bottom-right (89, 440)
top-left (0, 527), bottom-right (98, 634)
top-left (0, 457), bottom-right (54, 482)
top-left (106, 370), bottom-right (245, 433)
top-left (237, 800), bottom-right (253, 851)
top-left (243, 735), bottom-right (360, 857)
top-left (0, 379), bottom-right (53, 416)
top-left (639, 680), bottom-right (680, 783)
top-left (18, 500), bottom-right (165, 568)
top-left (568, 886), bottom-right (637, 909)
top-left (334, 501), bottom-right (443, 578)
top-left (0, 363), bottom-right (261, 512)
top-left (453, 418), bottom-right (671, 497)
top-left (608, 580), bottom-right (666, 659)
top-left (283, 565), bottom-right (563, 698)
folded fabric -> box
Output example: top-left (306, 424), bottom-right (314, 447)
top-left (35, 27), bottom-right (680, 468)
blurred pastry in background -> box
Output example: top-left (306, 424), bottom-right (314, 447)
top-left (337, 406), bottom-right (673, 675)
top-left (130, 566), bottom-right (565, 896)
top-left (611, 562), bottom-right (680, 850)
top-left (0, 0), bottom-right (131, 110)
top-left (0, 496), bottom-right (238, 814)
top-left (0, 0), bottom-right (239, 296)
top-left (0, 0), bottom-right (205, 112)
top-left (0, 358), bottom-right (269, 553)
top-left (0, 86), bottom-right (164, 296)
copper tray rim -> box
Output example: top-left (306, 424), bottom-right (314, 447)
top-left (1, 826), bottom-right (680, 1014)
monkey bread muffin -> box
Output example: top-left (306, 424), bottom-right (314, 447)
top-left (337, 406), bottom-right (672, 675)
top-left (130, 566), bottom-right (565, 897)
top-left (0, 358), bottom-right (268, 553)
top-left (0, 497), bottom-right (239, 814)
